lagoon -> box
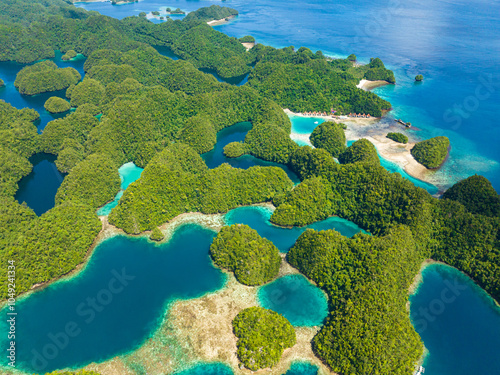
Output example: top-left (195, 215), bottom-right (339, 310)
top-left (14, 153), bottom-right (65, 216)
top-left (258, 274), bottom-right (328, 327)
top-left (224, 205), bottom-right (365, 252)
top-left (0, 224), bottom-right (226, 373)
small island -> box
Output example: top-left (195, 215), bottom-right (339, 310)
top-left (14, 60), bottom-right (81, 95)
top-left (415, 74), bottom-right (424, 81)
top-left (411, 136), bottom-right (450, 169)
top-left (111, 0), bottom-right (138, 5)
top-left (386, 132), bottom-right (409, 144)
top-left (62, 49), bottom-right (77, 61)
top-left (0, 78), bottom-right (4, 87)
top-left (310, 121), bottom-right (347, 158)
top-left (44, 96), bottom-right (71, 113)
top-left (210, 224), bottom-right (281, 286)
top-left (232, 307), bottom-right (296, 371)
top-left (184, 4), bottom-right (238, 24)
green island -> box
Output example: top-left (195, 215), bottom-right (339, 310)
top-left (62, 49), bottom-right (77, 61)
top-left (44, 96), bottom-right (71, 113)
top-left (210, 224), bottom-right (281, 286)
top-left (386, 131), bottom-right (409, 144)
top-left (0, 78), bottom-right (4, 87)
top-left (411, 136), bottom-right (450, 168)
top-left (309, 121), bottom-right (347, 158)
top-left (0, 1), bottom-right (498, 375)
top-left (184, 5), bottom-right (238, 22)
top-left (232, 307), bottom-right (296, 370)
top-left (14, 60), bottom-right (81, 95)
top-left (415, 74), bottom-right (424, 81)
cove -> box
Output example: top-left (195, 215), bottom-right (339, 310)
top-left (258, 274), bottom-right (328, 327)
top-left (409, 263), bottom-right (500, 375)
top-left (97, 162), bottom-right (144, 216)
top-left (225, 206), bottom-right (365, 252)
top-left (0, 224), bottom-right (226, 373)
top-left (282, 362), bottom-right (318, 375)
top-left (14, 153), bottom-right (66, 216)
top-left (202, 122), bottom-right (300, 184)
top-left (0, 50), bottom-right (85, 132)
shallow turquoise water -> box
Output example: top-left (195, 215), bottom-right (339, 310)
top-left (258, 274), bottom-right (328, 327)
top-left (174, 363), bottom-right (233, 375)
top-left (0, 224), bottom-right (226, 373)
top-left (0, 50), bottom-right (85, 132)
top-left (14, 153), bottom-right (66, 215)
top-left (224, 206), bottom-right (366, 252)
top-left (410, 264), bottom-right (500, 374)
top-left (97, 162), bottom-right (144, 216)
top-left (202, 122), bottom-right (300, 184)
top-left (282, 362), bottom-right (318, 375)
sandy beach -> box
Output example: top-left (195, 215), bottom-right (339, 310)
top-left (284, 109), bottom-right (446, 193)
top-left (207, 15), bottom-right (236, 26)
top-left (241, 42), bottom-right (255, 51)
top-left (356, 79), bottom-right (391, 91)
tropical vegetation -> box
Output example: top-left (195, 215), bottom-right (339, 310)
top-left (386, 132), bottom-right (408, 144)
top-left (411, 136), bottom-right (450, 168)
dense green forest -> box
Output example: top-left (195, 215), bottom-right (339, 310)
top-left (386, 132), bottom-right (408, 144)
top-left (108, 144), bottom-right (294, 233)
top-left (411, 136), bottom-right (450, 168)
top-left (338, 138), bottom-right (380, 165)
top-left (210, 224), bottom-right (281, 285)
top-left (309, 121), bottom-right (347, 158)
top-left (288, 227), bottom-right (423, 374)
top-left (232, 307), bottom-right (296, 370)
top-left (44, 96), bottom-right (71, 113)
top-left (442, 174), bottom-right (500, 217)
top-left (14, 60), bottom-right (81, 95)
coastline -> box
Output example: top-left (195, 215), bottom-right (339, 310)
top-left (285, 108), bottom-right (446, 194)
top-left (82, 260), bottom-right (335, 375)
top-left (241, 42), bottom-right (255, 51)
top-left (356, 79), bottom-right (390, 91)
top-left (207, 15), bottom-right (236, 26)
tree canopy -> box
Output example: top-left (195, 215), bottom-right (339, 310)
top-left (411, 136), bottom-right (450, 169)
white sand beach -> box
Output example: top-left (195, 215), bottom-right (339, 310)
top-left (356, 79), bottom-right (391, 91)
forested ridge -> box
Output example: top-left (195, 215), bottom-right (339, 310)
top-left (0, 1), bottom-right (498, 375)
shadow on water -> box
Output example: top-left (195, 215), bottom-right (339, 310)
top-left (14, 153), bottom-right (66, 216)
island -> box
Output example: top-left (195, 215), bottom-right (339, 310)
top-left (0, 2), bottom-right (499, 375)
top-left (386, 131), bottom-right (409, 144)
top-left (415, 74), bottom-right (424, 81)
top-left (411, 136), bottom-right (450, 169)
top-left (0, 78), bottom-right (4, 87)
top-left (44, 96), bottom-right (71, 113)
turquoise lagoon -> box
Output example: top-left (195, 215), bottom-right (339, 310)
top-left (282, 362), bottom-right (318, 375)
top-left (224, 205), bottom-right (366, 252)
top-left (97, 162), bottom-right (144, 216)
top-left (258, 274), bottom-right (328, 327)
top-left (0, 224), bottom-right (226, 373)
top-left (174, 363), bottom-right (233, 375)
top-left (14, 153), bottom-right (66, 215)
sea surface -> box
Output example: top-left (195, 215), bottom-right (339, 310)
top-left (410, 264), bottom-right (500, 374)
top-left (76, 0), bottom-right (500, 192)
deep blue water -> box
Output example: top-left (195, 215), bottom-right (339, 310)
top-left (77, 0), bottom-right (500, 192)
top-left (224, 205), bottom-right (365, 252)
top-left (202, 122), bottom-right (300, 184)
top-left (0, 50), bottom-right (85, 132)
top-left (0, 224), bottom-right (226, 373)
top-left (410, 264), bottom-right (500, 375)
top-left (14, 153), bottom-right (65, 216)
top-left (97, 162), bottom-right (144, 216)
top-left (258, 274), bottom-right (328, 326)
